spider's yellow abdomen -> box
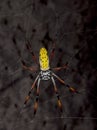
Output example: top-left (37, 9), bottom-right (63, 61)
top-left (39, 48), bottom-right (50, 71)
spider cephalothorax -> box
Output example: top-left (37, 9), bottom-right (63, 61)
top-left (39, 70), bottom-right (51, 80)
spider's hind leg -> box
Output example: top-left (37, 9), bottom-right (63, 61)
top-left (26, 41), bottom-right (38, 64)
top-left (49, 40), bottom-right (56, 63)
top-left (21, 59), bottom-right (38, 72)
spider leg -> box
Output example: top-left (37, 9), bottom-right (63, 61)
top-left (26, 41), bottom-right (38, 64)
top-left (51, 76), bottom-right (63, 112)
top-left (52, 63), bottom-right (68, 71)
top-left (33, 78), bottom-right (40, 115)
top-left (49, 40), bottom-right (56, 63)
top-left (21, 60), bottom-right (38, 72)
top-left (52, 72), bottom-right (79, 94)
top-left (24, 75), bottom-right (39, 105)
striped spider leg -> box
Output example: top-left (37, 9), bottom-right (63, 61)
top-left (52, 72), bottom-right (79, 94)
top-left (24, 75), bottom-right (39, 106)
top-left (51, 76), bottom-right (63, 112)
top-left (33, 77), bottom-right (40, 115)
top-left (15, 42), bottom-right (39, 110)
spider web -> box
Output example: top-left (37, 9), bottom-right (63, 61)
top-left (0, 1), bottom-right (97, 130)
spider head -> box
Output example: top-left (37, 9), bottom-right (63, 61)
top-left (39, 47), bottom-right (50, 71)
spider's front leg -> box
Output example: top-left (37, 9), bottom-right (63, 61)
top-left (24, 75), bottom-right (39, 105)
top-left (52, 73), bottom-right (79, 94)
top-left (51, 76), bottom-right (63, 112)
top-left (33, 78), bottom-right (40, 115)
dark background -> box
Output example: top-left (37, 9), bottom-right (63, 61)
top-left (0, 0), bottom-right (97, 130)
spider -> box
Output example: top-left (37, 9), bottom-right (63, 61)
top-left (20, 42), bottom-right (78, 115)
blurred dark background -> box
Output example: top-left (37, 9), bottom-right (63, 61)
top-left (0, 0), bottom-right (97, 130)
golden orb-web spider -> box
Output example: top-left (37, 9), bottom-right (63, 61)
top-left (20, 42), bottom-right (78, 115)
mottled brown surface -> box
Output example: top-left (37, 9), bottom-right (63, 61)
top-left (0, 0), bottom-right (97, 130)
